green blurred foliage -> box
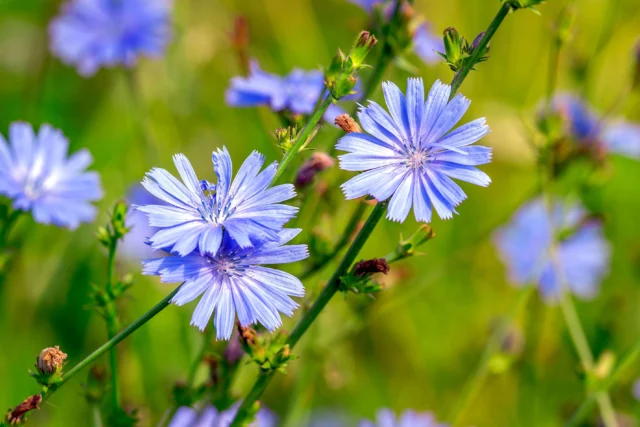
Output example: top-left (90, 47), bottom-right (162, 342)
top-left (0, 0), bottom-right (639, 426)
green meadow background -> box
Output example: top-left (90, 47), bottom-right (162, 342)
top-left (0, 0), bottom-right (639, 426)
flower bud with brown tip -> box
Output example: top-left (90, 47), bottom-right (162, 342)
top-left (6, 394), bottom-right (42, 425)
top-left (334, 113), bottom-right (362, 134)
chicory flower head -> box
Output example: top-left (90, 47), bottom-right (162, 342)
top-left (49, 0), bottom-right (172, 76)
top-left (143, 228), bottom-right (308, 339)
top-left (168, 403), bottom-right (276, 427)
top-left (548, 94), bottom-right (640, 160)
top-left (0, 122), bottom-right (103, 229)
top-left (359, 408), bottom-right (448, 427)
top-left (493, 198), bottom-right (611, 301)
top-left (137, 147), bottom-right (297, 257)
top-left (337, 78), bottom-right (491, 223)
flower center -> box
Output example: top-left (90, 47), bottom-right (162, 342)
top-left (406, 148), bottom-right (433, 169)
top-left (206, 253), bottom-right (247, 277)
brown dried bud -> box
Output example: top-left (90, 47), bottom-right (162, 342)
top-left (354, 258), bottom-right (390, 277)
top-left (334, 113), bottom-right (362, 134)
top-left (37, 346), bottom-right (67, 374)
top-left (237, 322), bottom-right (257, 346)
top-left (7, 394), bottom-right (42, 424)
top-left (295, 153), bottom-right (335, 188)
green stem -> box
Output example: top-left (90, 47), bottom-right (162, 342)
top-left (230, 201), bottom-right (388, 426)
top-left (300, 201), bottom-right (368, 281)
top-left (187, 325), bottom-right (216, 387)
top-left (105, 239), bottom-right (121, 408)
top-left (272, 95), bottom-right (333, 184)
top-left (42, 286), bottom-right (181, 403)
top-left (558, 293), bottom-right (619, 427)
top-left (449, 3), bottom-right (511, 99)
top-left (449, 286), bottom-right (534, 426)
top-left (0, 209), bottom-right (22, 249)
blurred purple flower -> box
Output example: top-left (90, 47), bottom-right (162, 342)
top-left (0, 122), bottom-right (103, 229)
top-left (168, 403), bottom-right (277, 427)
top-left (143, 229), bottom-right (308, 339)
top-left (49, 0), bottom-right (172, 76)
top-left (225, 60), bottom-right (359, 122)
top-left (359, 408), bottom-right (448, 427)
top-left (633, 378), bottom-right (640, 401)
top-left (336, 78), bottom-right (491, 223)
top-left (493, 198), bottom-right (611, 301)
top-left (348, 0), bottom-right (387, 12)
top-left (137, 148), bottom-right (297, 257)
top-left (548, 94), bottom-right (640, 160)
top-left (119, 184), bottom-right (166, 261)
top-left (413, 22), bottom-right (444, 65)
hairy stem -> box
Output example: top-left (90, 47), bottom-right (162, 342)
top-left (230, 201), bottom-right (388, 426)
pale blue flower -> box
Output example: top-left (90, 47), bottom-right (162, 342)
top-left (548, 94), bottom-right (640, 160)
top-left (359, 408), bottom-right (447, 427)
top-left (168, 403), bottom-right (276, 427)
top-left (49, 0), bottom-right (172, 76)
top-left (143, 229), bottom-right (308, 339)
top-left (137, 148), bottom-right (297, 257)
top-left (413, 22), bottom-right (444, 65)
top-left (225, 60), bottom-right (356, 122)
top-left (337, 78), bottom-right (491, 223)
top-left (0, 122), bottom-right (103, 229)
top-left (493, 198), bottom-right (611, 301)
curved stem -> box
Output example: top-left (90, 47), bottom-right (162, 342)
top-left (230, 202), bottom-right (388, 426)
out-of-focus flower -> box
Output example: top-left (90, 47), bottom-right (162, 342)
top-left (137, 148), bottom-right (297, 257)
top-left (143, 229), bottom-right (308, 339)
top-left (168, 403), bottom-right (276, 427)
top-left (49, 0), bottom-right (172, 76)
top-left (547, 94), bottom-right (640, 160)
top-left (336, 78), bottom-right (491, 223)
top-left (295, 152), bottom-right (335, 189)
top-left (119, 184), bottom-right (167, 261)
top-left (493, 198), bottom-right (611, 301)
top-left (226, 60), bottom-right (357, 122)
top-left (359, 408), bottom-right (448, 427)
top-left (633, 378), bottom-right (640, 401)
top-left (413, 22), bottom-right (444, 65)
top-left (0, 122), bottom-right (103, 229)
top-left (348, 0), bottom-right (386, 12)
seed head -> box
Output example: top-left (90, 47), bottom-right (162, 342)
top-left (37, 346), bottom-right (67, 375)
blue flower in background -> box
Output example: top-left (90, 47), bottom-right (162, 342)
top-left (0, 122), bottom-right (103, 229)
top-left (359, 408), bottom-right (448, 427)
top-left (348, 0), bottom-right (385, 12)
top-left (633, 378), bottom-right (640, 401)
top-left (168, 403), bottom-right (276, 427)
top-left (143, 228), bottom-right (308, 338)
top-left (225, 60), bottom-right (356, 123)
top-left (548, 94), bottom-right (640, 160)
top-left (413, 22), bottom-right (444, 65)
top-left (493, 198), bottom-right (611, 301)
top-left (137, 148), bottom-right (297, 257)
top-left (49, 0), bottom-right (172, 76)
top-left (337, 78), bottom-right (491, 223)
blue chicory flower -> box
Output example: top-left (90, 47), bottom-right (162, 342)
top-left (549, 94), bottom-right (640, 160)
top-left (493, 198), bottom-right (611, 301)
top-left (413, 22), bottom-right (444, 65)
top-left (168, 403), bottom-right (276, 427)
top-left (225, 60), bottom-right (357, 123)
top-left (137, 147), bottom-right (297, 257)
top-left (0, 122), bottom-right (103, 229)
top-left (49, 0), bottom-right (172, 76)
top-left (359, 408), bottom-right (448, 427)
top-left (143, 228), bottom-right (308, 339)
top-left (337, 78), bottom-right (491, 223)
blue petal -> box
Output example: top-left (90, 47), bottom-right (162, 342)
top-left (212, 147), bottom-right (233, 204)
top-left (387, 174), bottom-right (414, 222)
top-left (437, 118), bottom-right (490, 148)
top-left (431, 162), bottom-right (492, 187)
top-left (406, 78), bottom-right (425, 142)
top-left (382, 81), bottom-right (410, 141)
top-left (214, 285), bottom-right (236, 339)
top-left (435, 146), bottom-right (492, 166)
top-left (425, 93), bottom-right (471, 145)
top-left (191, 279), bottom-right (223, 331)
top-left (421, 80), bottom-right (451, 140)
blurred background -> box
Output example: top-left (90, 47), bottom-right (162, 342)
top-left (0, 0), bottom-right (639, 426)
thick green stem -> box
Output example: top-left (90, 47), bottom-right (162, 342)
top-left (449, 3), bottom-right (511, 99)
top-left (272, 95), bottom-right (333, 184)
top-left (230, 202), bottom-right (388, 426)
top-left (43, 286), bottom-right (181, 402)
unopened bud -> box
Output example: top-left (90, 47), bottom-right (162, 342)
top-left (471, 32), bottom-right (486, 50)
top-left (350, 31), bottom-right (378, 68)
top-left (7, 394), bottom-right (42, 425)
top-left (37, 346), bottom-right (67, 375)
top-left (295, 153), bottom-right (335, 188)
top-left (442, 27), bottom-right (465, 71)
top-left (334, 113), bottom-right (362, 134)
top-left (354, 258), bottom-right (390, 277)
top-left (237, 323), bottom-right (257, 346)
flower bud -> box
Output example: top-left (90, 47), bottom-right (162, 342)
top-left (7, 394), bottom-right (42, 424)
top-left (334, 113), bottom-right (362, 134)
top-left (350, 31), bottom-right (378, 69)
top-left (442, 27), bottom-right (466, 71)
top-left (295, 153), bottom-right (335, 189)
top-left (37, 346), bottom-right (67, 375)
